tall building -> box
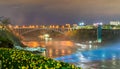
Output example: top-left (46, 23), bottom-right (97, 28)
top-left (110, 21), bottom-right (120, 25)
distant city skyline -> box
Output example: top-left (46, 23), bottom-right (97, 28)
top-left (1, 0), bottom-right (120, 25)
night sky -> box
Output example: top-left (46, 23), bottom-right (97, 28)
top-left (1, 0), bottom-right (120, 25)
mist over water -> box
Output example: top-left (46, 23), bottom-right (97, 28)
top-left (54, 41), bottom-right (120, 69)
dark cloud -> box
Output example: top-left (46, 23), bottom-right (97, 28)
top-left (0, 0), bottom-right (120, 25)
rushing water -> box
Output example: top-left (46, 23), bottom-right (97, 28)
top-left (22, 40), bottom-right (120, 69)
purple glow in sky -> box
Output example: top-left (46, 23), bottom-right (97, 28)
top-left (1, 0), bottom-right (120, 25)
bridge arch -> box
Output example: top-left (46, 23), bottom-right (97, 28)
top-left (13, 28), bottom-right (76, 41)
top-left (20, 28), bottom-right (70, 36)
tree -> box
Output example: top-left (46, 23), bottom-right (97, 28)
top-left (0, 16), bottom-right (11, 30)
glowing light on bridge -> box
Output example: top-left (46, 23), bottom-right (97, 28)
top-left (56, 25), bottom-right (59, 28)
top-left (35, 25), bottom-right (39, 28)
top-left (49, 25), bottom-right (52, 28)
top-left (52, 25), bottom-right (55, 28)
top-left (14, 25), bottom-right (19, 29)
top-left (62, 25), bottom-right (65, 28)
top-left (42, 25), bottom-right (45, 28)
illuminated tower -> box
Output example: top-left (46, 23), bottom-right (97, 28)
top-left (97, 25), bottom-right (102, 43)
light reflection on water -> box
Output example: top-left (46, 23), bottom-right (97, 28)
top-left (22, 40), bottom-right (75, 58)
top-left (55, 42), bottom-right (120, 69)
top-left (22, 40), bottom-right (120, 69)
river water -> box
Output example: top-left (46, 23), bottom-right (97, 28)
top-left (22, 40), bottom-right (120, 69)
top-left (22, 40), bottom-right (76, 58)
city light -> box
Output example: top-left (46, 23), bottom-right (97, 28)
top-left (93, 22), bottom-right (103, 26)
top-left (78, 22), bottom-right (85, 26)
top-left (44, 34), bottom-right (50, 38)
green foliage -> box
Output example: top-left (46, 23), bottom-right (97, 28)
top-left (1, 17), bottom-right (11, 25)
top-left (0, 36), bottom-right (14, 48)
top-left (0, 48), bottom-right (81, 69)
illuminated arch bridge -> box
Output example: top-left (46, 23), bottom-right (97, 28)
top-left (12, 27), bottom-right (76, 39)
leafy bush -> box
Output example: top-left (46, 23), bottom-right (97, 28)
top-left (0, 48), bottom-right (81, 69)
top-left (0, 37), bottom-right (14, 48)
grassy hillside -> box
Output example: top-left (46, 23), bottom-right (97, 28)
top-left (0, 48), bottom-right (81, 69)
